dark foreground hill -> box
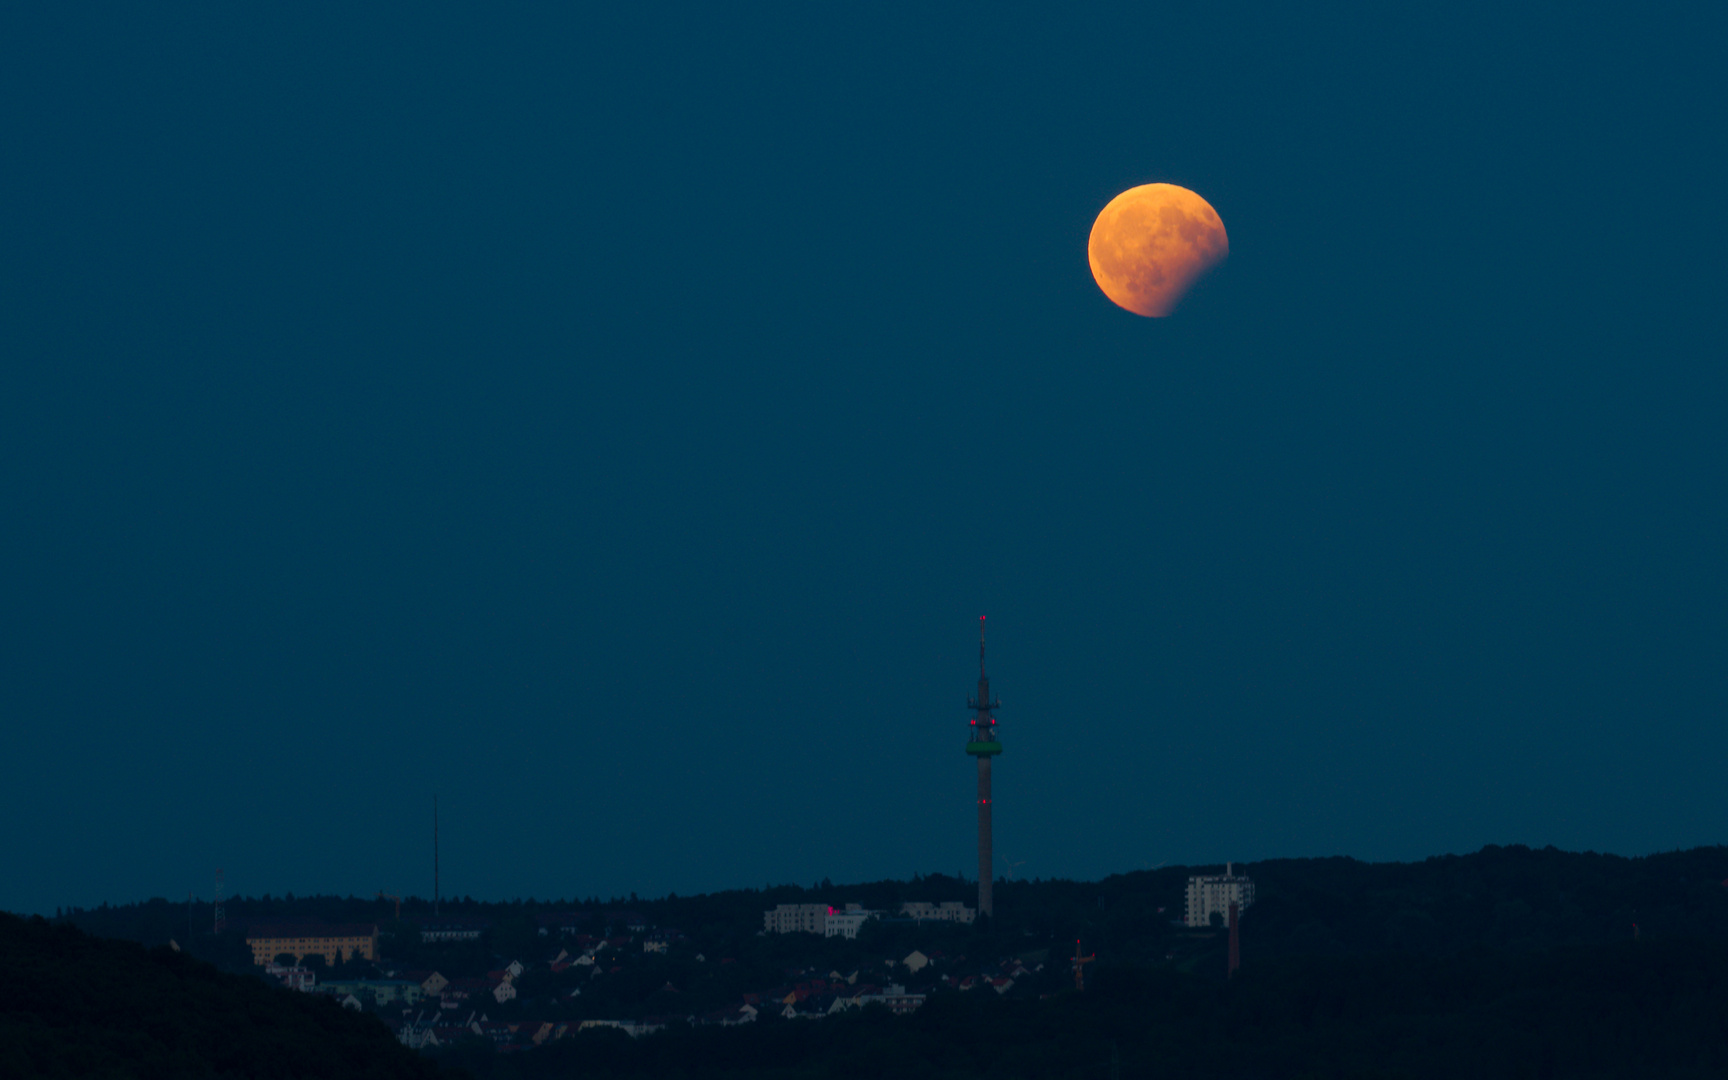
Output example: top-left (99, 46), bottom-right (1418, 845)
top-left (0, 913), bottom-right (455, 1080)
top-left (436, 940), bottom-right (1728, 1080)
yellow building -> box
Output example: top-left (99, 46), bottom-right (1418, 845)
top-left (246, 923), bottom-right (379, 966)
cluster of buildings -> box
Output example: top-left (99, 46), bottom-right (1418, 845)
top-left (762, 901), bottom-right (975, 938)
top-left (242, 913), bottom-right (1054, 1054)
top-left (261, 957), bottom-right (533, 1012)
top-left (724, 947), bottom-right (1036, 1023)
top-left (236, 863), bottom-right (1258, 1059)
top-left (389, 960), bottom-right (947, 1050)
top-left (732, 970), bottom-right (927, 1022)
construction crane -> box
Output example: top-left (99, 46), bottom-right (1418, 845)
top-left (1071, 939), bottom-right (1096, 991)
top-left (378, 891), bottom-right (402, 919)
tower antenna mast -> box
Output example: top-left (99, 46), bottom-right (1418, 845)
top-left (965, 616), bottom-right (1002, 918)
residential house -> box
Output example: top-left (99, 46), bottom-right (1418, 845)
top-left (392, 1014), bottom-right (440, 1049)
top-left (408, 971), bottom-right (448, 997)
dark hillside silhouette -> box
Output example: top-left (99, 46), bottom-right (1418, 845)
top-left (0, 913), bottom-right (453, 1079)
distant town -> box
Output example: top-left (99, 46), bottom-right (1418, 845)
top-left (268, 901), bottom-right (975, 1049)
top-left (237, 872), bottom-right (1249, 1052)
top-left (56, 866), bottom-right (1262, 1056)
top-left (44, 844), bottom-right (1728, 1079)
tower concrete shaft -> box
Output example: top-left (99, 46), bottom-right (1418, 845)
top-left (977, 755), bottom-right (992, 917)
top-left (966, 616), bottom-right (1001, 918)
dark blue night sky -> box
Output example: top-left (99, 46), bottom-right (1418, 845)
top-left (2, 2), bottom-right (1723, 916)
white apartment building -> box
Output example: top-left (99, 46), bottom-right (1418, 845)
top-left (763, 904), bottom-right (830, 934)
top-left (764, 903), bottom-right (884, 937)
top-left (1184, 863), bottom-right (1256, 928)
top-left (824, 905), bottom-right (882, 939)
top-left (767, 900), bottom-right (976, 935)
top-left (899, 902), bottom-right (976, 924)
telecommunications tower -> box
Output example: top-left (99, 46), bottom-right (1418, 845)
top-left (966, 616), bottom-right (1002, 918)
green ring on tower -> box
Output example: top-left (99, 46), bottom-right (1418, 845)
top-left (965, 741), bottom-right (1002, 756)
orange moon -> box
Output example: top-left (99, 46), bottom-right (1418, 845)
top-left (1088, 184), bottom-right (1228, 317)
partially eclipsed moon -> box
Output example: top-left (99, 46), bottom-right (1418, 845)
top-left (1088, 183), bottom-right (1228, 317)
